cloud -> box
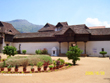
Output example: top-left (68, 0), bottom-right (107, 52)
top-left (85, 18), bottom-right (110, 27)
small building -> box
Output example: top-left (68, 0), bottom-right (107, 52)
top-left (0, 21), bottom-right (110, 57)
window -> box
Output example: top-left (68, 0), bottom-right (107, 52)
top-left (102, 48), bottom-right (104, 51)
top-left (8, 30), bottom-right (12, 32)
top-left (55, 28), bottom-right (57, 31)
top-left (53, 50), bottom-right (55, 54)
top-left (6, 44), bottom-right (9, 46)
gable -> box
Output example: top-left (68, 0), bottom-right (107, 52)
top-left (0, 22), bottom-right (3, 26)
top-left (44, 23), bottom-right (50, 28)
top-left (64, 28), bottom-right (75, 36)
top-left (56, 23), bottom-right (63, 27)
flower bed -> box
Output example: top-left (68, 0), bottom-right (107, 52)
top-left (0, 62), bottom-right (72, 73)
top-left (0, 56), bottom-right (73, 73)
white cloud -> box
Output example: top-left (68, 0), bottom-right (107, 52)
top-left (85, 18), bottom-right (110, 27)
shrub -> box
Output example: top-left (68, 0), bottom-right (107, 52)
top-left (3, 46), bottom-right (17, 56)
top-left (5, 55), bottom-right (52, 66)
top-left (57, 58), bottom-right (65, 65)
top-left (0, 61), bottom-right (6, 68)
top-left (30, 63), bottom-right (34, 69)
top-left (49, 65), bottom-right (54, 68)
top-left (22, 50), bottom-right (27, 54)
top-left (15, 65), bottom-right (18, 69)
top-left (22, 59), bottom-right (28, 69)
top-left (100, 51), bottom-right (107, 57)
top-left (56, 60), bottom-right (60, 67)
top-left (7, 65), bottom-right (12, 69)
top-left (37, 62), bottom-right (43, 68)
top-left (35, 50), bottom-right (42, 54)
top-left (66, 45), bottom-right (83, 65)
top-left (42, 48), bottom-right (48, 54)
top-left (53, 60), bottom-right (56, 67)
top-left (0, 55), bottom-right (1, 60)
top-left (43, 61), bottom-right (49, 68)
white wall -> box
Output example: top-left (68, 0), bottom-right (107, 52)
top-left (86, 41), bottom-right (110, 57)
top-left (12, 42), bottom-right (59, 55)
top-left (11, 41), bottom-right (110, 57)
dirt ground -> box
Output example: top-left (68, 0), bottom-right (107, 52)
top-left (0, 53), bottom-right (110, 83)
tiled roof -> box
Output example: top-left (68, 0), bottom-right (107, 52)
top-left (0, 21), bottom-right (20, 35)
top-left (38, 23), bottom-right (55, 32)
top-left (89, 26), bottom-right (105, 29)
top-left (14, 32), bottom-right (55, 38)
top-left (59, 22), bottom-right (68, 26)
top-left (55, 24), bottom-right (90, 35)
top-left (87, 28), bottom-right (110, 35)
top-left (70, 24), bottom-right (89, 34)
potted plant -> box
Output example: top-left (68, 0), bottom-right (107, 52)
top-left (65, 62), bottom-right (67, 66)
top-left (37, 62), bottom-right (43, 71)
top-left (30, 63), bottom-right (34, 72)
top-left (43, 61), bottom-right (49, 71)
top-left (56, 60), bottom-right (60, 69)
top-left (1, 61), bottom-right (6, 71)
top-left (0, 56), bottom-right (1, 62)
top-left (15, 65), bottom-right (19, 72)
top-left (7, 65), bottom-right (12, 72)
top-left (49, 65), bottom-right (53, 70)
top-left (22, 59), bottom-right (28, 72)
top-left (58, 58), bottom-right (65, 67)
top-left (53, 60), bottom-right (56, 69)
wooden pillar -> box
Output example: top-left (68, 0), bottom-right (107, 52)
top-left (75, 41), bottom-right (77, 45)
top-left (67, 42), bottom-right (69, 51)
top-left (59, 42), bottom-right (61, 55)
top-left (84, 41), bottom-right (87, 54)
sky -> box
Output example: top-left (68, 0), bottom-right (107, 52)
top-left (0, 0), bottom-right (110, 27)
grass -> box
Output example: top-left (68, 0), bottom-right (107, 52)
top-left (0, 55), bottom-right (52, 67)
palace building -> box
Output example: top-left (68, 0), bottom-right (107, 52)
top-left (0, 21), bottom-right (110, 57)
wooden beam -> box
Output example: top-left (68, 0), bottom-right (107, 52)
top-left (59, 42), bottom-right (61, 55)
top-left (67, 42), bottom-right (69, 51)
top-left (75, 41), bottom-right (77, 45)
top-left (84, 41), bottom-right (87, 54)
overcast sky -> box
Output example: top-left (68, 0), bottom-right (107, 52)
top-left (0, 0), bottom-right (110, 27)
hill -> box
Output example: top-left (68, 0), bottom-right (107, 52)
top-left (7, 19), bottom-right (43, 33)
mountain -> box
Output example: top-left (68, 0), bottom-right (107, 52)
top-left (7, 19), bottom-right (43, 33)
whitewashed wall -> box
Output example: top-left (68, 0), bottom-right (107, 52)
top-left (86, 41), bottom-right (110, 57)
top-left (12, 42), bottom-right (59, 55)
top-left (12, 42), bottom-right (85, 55)
top-left (11, 41), bottom-right (110, 57)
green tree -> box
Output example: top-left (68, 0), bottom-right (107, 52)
top-left (66, 45), bottom-right (83, 65)
top-left (99, 51), bottom-right (107, 57)
top-left (3, 46), bottom-right (17, 56)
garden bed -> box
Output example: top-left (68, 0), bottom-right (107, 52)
top-left (0, 55), bottom-right (72, 73)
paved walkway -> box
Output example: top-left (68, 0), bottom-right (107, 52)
top-left (0, 54), bottom-right (110, 83)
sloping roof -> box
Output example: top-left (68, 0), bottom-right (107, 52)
top-left (14, 32), bottom-right (55, 38)
top-left (87, 28), bottom-right (110, 35)
top-left (38, 23), bottom-right (55, 32)
top-left (70, 24), bottom-right (89, 34)
top-left (55, 24), bottom-right (90, 35)
top-left (0, 21), bottom-right (20, 35)
top-left (59, 22), bottom-right (68, 26)
top-left (56, 22), bottom-right (68, 27)
top-left (89, 26), bottom-right (105, 29)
